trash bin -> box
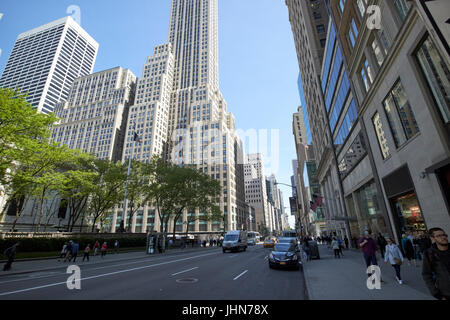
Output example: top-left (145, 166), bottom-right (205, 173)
top-left (308, 240), bottom-right (320, 259)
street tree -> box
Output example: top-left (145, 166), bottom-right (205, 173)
top-left (87, 159), bottom-right (127, 232)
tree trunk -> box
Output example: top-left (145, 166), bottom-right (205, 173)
top-left (36, 188), bottom-right (47, 232)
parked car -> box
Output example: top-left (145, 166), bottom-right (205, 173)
top-left (222, 230), bottom-right (247, 253)
top-left (263, 238), bottom-right (275, 248)
top-left (268, 243), bottom-right (301, 270)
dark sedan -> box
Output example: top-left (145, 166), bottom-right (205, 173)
top-left (268, 243), bottom-right (301, 270)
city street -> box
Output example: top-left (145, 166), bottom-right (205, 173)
top-left (0, 244), bottom-right (307, 300)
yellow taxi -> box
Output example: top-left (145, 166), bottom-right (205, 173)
top-left (263, 238), bottom-right (275, 248)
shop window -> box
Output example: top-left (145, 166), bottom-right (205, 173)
top-left (392, 192), bottom-right (426, 233)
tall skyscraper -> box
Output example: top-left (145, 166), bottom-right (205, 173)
top-left (118, 0), bottom-right (246, 233)
top-left (0, 17), bottom-right (98, 114)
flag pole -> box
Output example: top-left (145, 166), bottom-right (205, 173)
top-left (122, 125), bottom-right (138, 232)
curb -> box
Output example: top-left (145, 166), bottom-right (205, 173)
top-left (0, 246), bottom-right (220, 277)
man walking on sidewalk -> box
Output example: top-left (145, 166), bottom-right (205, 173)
top-left (422, 227), bottom-right (450, 300)
top-left (359, 231), bottom-right (378, 277)
top-left (82, 244), bottom-right (91, 262)
top-left (3, 242), bottom-right (19, 271)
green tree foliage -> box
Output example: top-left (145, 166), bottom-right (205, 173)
top-left (87, 159), bottom-right (127, 232)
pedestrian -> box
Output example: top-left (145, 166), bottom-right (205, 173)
top-left (384, 237), bottom-right (404, 284)
top-left (401, 233), bottom-right (416, 266)
top-left (418, 231), bottom-right (432, 260)
top-left (70, 241), bottom-right (79, 262)
top-left (337, 237), bottom-right (344, 257)
top-left (101, 242), bottom-right (107, 258)
top-left (209, 238), bottom-right (213, 247)
top-left (377, 233), bottom-right (387, 259)
top-left (332, 237), bottom-right (341, 258)
top-left (114, 240), bottom-right (119, 254)
top-left (202, 240), bottom-right (206, 247)
top-left (191, 239), bottom-right (195, 248)
top-left (168, 238), bottom-right (173, 249)
top-left (358, 231), bottom-right (378, 277)
top-left (59, 242), bottom-right (68, 261)
top-left (213, 239), bottom-right (217, 246)
top-left (82, 244), bottom-right (91, 262)
top-left (422, 227), bottom-right (450, 300)
top-left (93, 241), bottom-right (99, 256)
top-left (344, 235), bottom-right (349, 249)
top-left (64, 240), bottom-right (73, 262)
top-left (3, 242), bottom-right (19, 271)
top-left (302, 238), bottom-right (311, 261)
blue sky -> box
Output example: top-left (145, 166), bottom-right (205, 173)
top-left (0, 0), bottom-right (301, 227)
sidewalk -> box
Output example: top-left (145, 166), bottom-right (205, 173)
top-left (302, 244), bottom-right (435, 300)
top-left (0, 245), bottom-right (219, 277)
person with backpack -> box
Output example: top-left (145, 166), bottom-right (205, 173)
top-left (401, 233), bottom-right (416, 266)
top-left (114, 240), bottom-right (119, 254)
top-left (3, 242), bottom-right (19, 271)
top-left (422, 227), bottom-right (450, 300)
top-left (82, 244), bottom-right (91, 262)
top-left (384, 237), bottom-right (404, 284)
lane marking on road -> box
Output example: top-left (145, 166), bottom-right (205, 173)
top-left (0, 251), bottom-right (219, 297)
top-left (229, 255), bottom-right (236, 258)
top-left (233, 270), bottom-right (248, 281)
top-left (264, 256), bottom-right (268, 260)
top-left (171, 267), bottom-right (198, 276)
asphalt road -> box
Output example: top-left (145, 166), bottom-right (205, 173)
top-left (0, 244), bottom-right (307, 300)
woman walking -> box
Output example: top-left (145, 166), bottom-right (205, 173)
top-left (332, 237), bottom-right (341, 258)
top-left (384, 237), bottom-right (404, 284)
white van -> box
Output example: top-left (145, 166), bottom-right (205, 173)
top-left (222, 230), bottom-right (247, 253)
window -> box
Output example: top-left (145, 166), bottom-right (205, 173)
top-left (383, 80), bottom-right (420, 147)
top-left (415, 36), bottom-right (450, 124)
top-left (372, 112), bottom-right (390, 159)
top-left (360, 59), bottom-right (374, 92)
top-left (339, 0), bottom-right (346, 13)
top-left (371, 38), bottom-right (384, 67)
top-left (356, 0), bottom-right (368, 18)
top-left (394, 0), bottom-right (410, 21)
top-left (348, 19), bottom-right (358, 48)
top-left (316, 24), bottom-right (326, 34)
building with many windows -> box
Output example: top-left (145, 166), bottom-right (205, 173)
top-left (52, 67), bottom-right (137, 161)
top-left (327, 0), bottom-right (450, 241)
top-left (112, 0), bottom-right (247, 234)
top-left (0, 16), bottom-right (98, 114)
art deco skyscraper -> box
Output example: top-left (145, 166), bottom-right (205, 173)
top-left (0, 17), bottom-right (98, 114)
top-left (119, 0), bottom-right (247, 233)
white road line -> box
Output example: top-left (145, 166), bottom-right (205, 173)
top-left (264, 256), bottom-right (268, 260)
top-left (233, 270), bottom-right (248, 281)
top-left (0, 251), bottom-right (218, 297)
top-left (171, 267), bottom-right (198, 276)
top-left (0, 252), bottom-right (207, 285)
top-left (229, 255), bottom-right (236, 258)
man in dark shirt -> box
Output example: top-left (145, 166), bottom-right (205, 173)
top-left (422, 227), bottom-right (450, 300)
top-left (359, 231), bottom-right (378, 277)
